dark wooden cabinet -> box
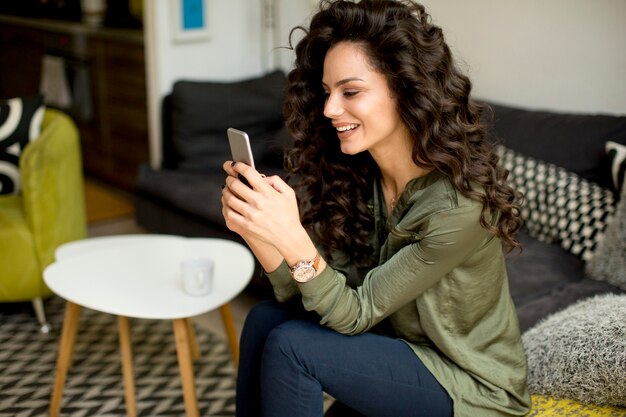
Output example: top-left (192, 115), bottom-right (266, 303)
top-left (0, 16), bottom-right (149, 191)
top-left (0, 24), bottom-right (44, 97)
top-left (85, 35), bottom-right (149, 190)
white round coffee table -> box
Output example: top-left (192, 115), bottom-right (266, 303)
top-left (43, 234), bottom-right (255, 417)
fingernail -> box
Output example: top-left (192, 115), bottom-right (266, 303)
top-left (231, 161), bottom-right (236, 167)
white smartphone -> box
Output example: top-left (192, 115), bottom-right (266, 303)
top-left (227, 128), bottom-right (255, 169)
top-left (227, 128), bottom-right (255, 187)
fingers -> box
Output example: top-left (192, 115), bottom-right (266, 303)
top-left (224, 160), bottom-right (275, 188)
top-left (221, 184), bottom-right (250, 231)
top-left (223, 179), bottom-right (247, 210)
top-left (266, 175), bottom-right (291, 194)
top-left (223, 160), bottom-right (237, 177)
top-left (230, 162), bottom-right (270, 191)
top-left (222, 163), bottom-right (265, 238)
top-left (261, 175), bottom-right (294, 199)
top-left (222, 185), bottom-right (268, 242)
top-left (224, 174), bottom-right (252, 204)
top-left (222, 164), bottom-right (301, 248)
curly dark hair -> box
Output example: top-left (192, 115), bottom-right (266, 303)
top-left (284, 0), bottom-right (521, 266)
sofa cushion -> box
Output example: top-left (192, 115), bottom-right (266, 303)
top-left (522, 293), bottom-right (626, 408)
top-left (499, 146), bottom-right (616, 260)
top-left (170, 70), bottom-right (287, 172)
top-left (136, 162), bottom-right (286, 228)
top-left (513, 277), bottom-right (622, 332)
top-left (488, 103), bottom-right (626, 191)
top-left (137, 167), bottom-right (225, 226)
top-left (585, 185), bottom-right (626, 290)
top-left (0, 95), bottom-right (45, 194)
top-left (507, 230), bottom-right (585, 305)
top-left (505, 230), bottom-right (622, 331)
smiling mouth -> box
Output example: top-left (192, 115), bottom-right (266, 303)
top-left (335, 123), bottom-right (360, 132)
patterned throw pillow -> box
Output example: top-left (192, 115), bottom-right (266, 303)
top-left (606, 141), bottom-right (625, 194)
top-left (522, 294), bottom-right (626, 408)
top-left (497, 146), bottom-right (616, 261)
top-left (0, 95), bottom-right (45, 195)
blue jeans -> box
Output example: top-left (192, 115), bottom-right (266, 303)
top-left (236, 299), bottom-right (453, 417)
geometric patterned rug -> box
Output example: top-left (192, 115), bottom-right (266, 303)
top-left (0, 296), bottom-right (236, 417)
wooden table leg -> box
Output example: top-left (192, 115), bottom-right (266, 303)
top-left (219, 303), bottom-right (239, 366)
top-left (184, 318), bottom-right (200, 360)
top-left (49, 301), bottom-right (81, 417)
top-left (118, 316), bottom-right (137, 417)
top-left (173, 319), bottom-right (199, 417)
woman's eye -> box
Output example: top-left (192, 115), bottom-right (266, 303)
top-left (343, 90), bottom-right (359, 97)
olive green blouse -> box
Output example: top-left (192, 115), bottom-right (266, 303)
top-left (266, 171), bottom-right (531, 416)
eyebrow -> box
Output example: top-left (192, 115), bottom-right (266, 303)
top-left (322, 77), bottom-right (365, 88)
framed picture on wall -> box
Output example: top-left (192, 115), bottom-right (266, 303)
top-left (171, 0), bottom-right (210, 42)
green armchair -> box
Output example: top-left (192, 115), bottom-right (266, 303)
top-left (0, 108), bottom-right (86, 332)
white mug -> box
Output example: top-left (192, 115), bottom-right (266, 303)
top-left (181, 258), bottom-right (214, 296)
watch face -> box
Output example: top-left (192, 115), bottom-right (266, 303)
top-left (293, 265), bottom-right (316, 282)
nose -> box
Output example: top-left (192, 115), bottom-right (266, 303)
top-left (323, 93), bottom-right (343, 119)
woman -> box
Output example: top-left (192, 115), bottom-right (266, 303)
top-left (221, 1), bottom-right (530, 416)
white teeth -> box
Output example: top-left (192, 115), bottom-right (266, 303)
top-left (336, 124), bottom-right (359, 132)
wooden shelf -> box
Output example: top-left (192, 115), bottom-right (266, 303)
top-left (0, 15), bottom-right (149, 192)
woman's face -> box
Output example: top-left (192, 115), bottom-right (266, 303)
top-left (322, 42), bottom-right (409, 157)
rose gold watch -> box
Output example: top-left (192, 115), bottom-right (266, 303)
top-left (288, 252), bottom-right (321, 283)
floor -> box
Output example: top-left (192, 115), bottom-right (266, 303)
top-left (85, 185), bottom-right (261, 344)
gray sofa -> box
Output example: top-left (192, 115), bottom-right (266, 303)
top-left (134, 71), bottom-right (289, 294)
top-left (487, 103), bottom-right (626, 330)
top-left (134, 71), bottom-right (626, 333)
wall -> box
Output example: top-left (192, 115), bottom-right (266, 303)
top-left (275, 0), bottom-right (626, 115)
top-left (271, 0), bottom-right (316, 71)
top-left (425, 0), bottom-right (626, 115)
top-left (144, 0), bottom-right (265, 167)
top-left (145, 0), bottom-right (626, 167)
top-left (143, 0), bottom-right (316, 167)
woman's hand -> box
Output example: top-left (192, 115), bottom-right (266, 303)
top-left (222, 161), bottom-right (326, 277)
top-left (221, 161), bottom-right (305, 255)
